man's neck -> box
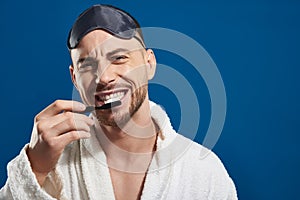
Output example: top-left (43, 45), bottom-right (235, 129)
top-left (96, 100), bottom-right (156, 150)
top-left (93, 101), bottom-right (158, 172)
top-left (98, 121), bottom-right (157, 153)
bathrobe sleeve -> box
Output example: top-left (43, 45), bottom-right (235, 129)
top-left (196, 150), bottom-right (238, 200)
top-left (0, 145), bottom-right (63, 200)
top-left (209, 155), bottom-right (238, 200)
top-left (174, 143), bottom-right (238, 200)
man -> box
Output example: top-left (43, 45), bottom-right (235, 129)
top-left (0, 4), bottom-right (237, 200)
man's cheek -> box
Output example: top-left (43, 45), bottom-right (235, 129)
top-left (78, 81), bottom-right (95, 104)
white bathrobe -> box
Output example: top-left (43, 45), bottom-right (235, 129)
top-left (0, 102), bottom-right (237, 200)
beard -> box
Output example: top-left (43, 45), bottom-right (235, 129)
top-left (96, 85), bottom-right (148, 128)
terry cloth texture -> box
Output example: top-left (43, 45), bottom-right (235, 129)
top-left (0, 101), bottom-right (237, 200)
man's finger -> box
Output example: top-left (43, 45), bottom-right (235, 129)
top-left (36, 112), bottom-right (94, 136)
top-left (36, 100), bottom-right (86, 120)
top-left (51, 118), bottom-right (93, 136)
top-left (57, 130), bottom-right (91, 148)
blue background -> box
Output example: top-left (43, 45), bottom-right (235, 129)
top-left (1, 0), bottom-right (299, 199)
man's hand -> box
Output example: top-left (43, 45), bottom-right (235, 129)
top-left (26, 100), bottom-right (94, 186)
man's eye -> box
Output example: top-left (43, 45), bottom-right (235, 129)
top-left (116, 55), bottom-right (126, 60)
top-left (112, 55), bottom-right (128, 63)
top-left (78, 62), bottom-right (97, 72)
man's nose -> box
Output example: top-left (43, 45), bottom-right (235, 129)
top-left (95, 65), bottom-right (117, 84)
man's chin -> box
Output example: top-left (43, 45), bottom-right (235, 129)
top-left (96, 112), bottom-right (131, 128)
top-left (95, 85), bottom-right (147, 129)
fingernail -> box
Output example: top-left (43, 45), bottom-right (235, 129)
top-left (77, 102), bottom-right (86, 110)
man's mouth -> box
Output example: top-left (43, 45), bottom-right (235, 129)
top-left (94, 89), bottom-right (128, 106)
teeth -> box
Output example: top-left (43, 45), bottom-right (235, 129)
top-left (105, 97), bottom-right (120, 104)
top-left (98, 92), bottom-right (125, 102)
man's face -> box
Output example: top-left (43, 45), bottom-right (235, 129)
top-left (70, 30), bottom-right (156, 127)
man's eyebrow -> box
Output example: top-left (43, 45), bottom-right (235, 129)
top-left (106, 48), bottom-right (130, 58)
top-left (77, 57), bottom-right (97, 65)
top-left (76, 48), bottom-right (130, 65)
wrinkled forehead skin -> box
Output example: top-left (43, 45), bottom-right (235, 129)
top-left (71, 29), bottom-right (145, 65)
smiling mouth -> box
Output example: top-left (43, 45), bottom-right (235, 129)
top-left (95, 89), bottom-right (128, 106)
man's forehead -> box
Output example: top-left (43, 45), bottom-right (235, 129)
top-left (73, 30), bottom-right (144, 58)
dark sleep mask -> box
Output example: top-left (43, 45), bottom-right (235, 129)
top-left (67, 4), bottom-right (144, 49)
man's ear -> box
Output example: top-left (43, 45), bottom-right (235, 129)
top-left (69, 65), bottom-right (79, 90)
top-left (145, 49), bottom-right (156, 80)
